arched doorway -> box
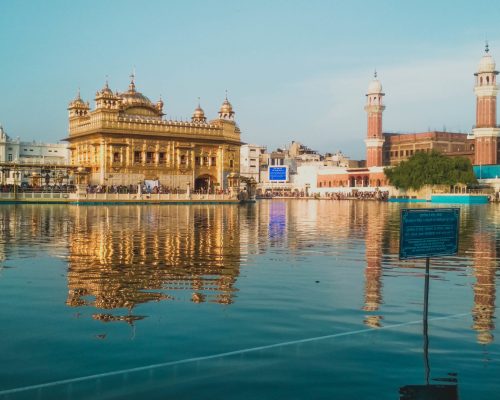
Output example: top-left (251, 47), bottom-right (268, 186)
top-left (195, 174), bottom-right (217, 192)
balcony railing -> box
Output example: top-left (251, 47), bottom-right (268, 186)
top-left (472, 124), bottom-right (500, 129)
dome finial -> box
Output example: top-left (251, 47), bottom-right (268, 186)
top-left (197, 96), bottom-right (201, 107)
top-left (225, 89), bottom-right (228, 101)
top-left (485, 40), bottom-right (490, 53)
top-left (77, 87), bottom-right (81, 100)
top-left (129, 68), bottom-right (136, 92)
top-left (374, 69), bottom-right (377, 79)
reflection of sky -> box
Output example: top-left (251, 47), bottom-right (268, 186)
top-left (268, 202), bottom-right (286, 240)
top-left (0, 202), bottom-right (499, 398)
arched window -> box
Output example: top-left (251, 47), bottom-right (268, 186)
top-left (487, 76), bottom-right (490, 84)
top-left (480, 77), bottom-right (483, 85)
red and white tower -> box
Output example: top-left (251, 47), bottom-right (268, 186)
top-left (473, 43), bottom-right (500, 165)
top-left (365, 72), bottom-right (386, 167)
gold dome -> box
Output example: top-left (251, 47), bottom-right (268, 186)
top-left (68, 89), bottom-right (89, 109)
top-left (100, 81), bottom-right (114, 97)
top-left (192, 99), bottom-right (206, 122)
top-left (116, 75), bottom-right (163, 118)
top-left (119, 77), bottom-right (155, 108)
top-left (220, 98), bottom-right (233, 114)
top-left (218, 93), bottom-right (235, 120)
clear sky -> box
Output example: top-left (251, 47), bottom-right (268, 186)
top-left (0, 0), bottom-right (499, 159)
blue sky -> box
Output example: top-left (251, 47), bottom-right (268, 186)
top-left (0, 0), bottom-right (499, 159)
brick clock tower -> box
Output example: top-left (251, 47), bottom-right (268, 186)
top-left (365, 72), bottom-right (386, 167)
top-left (473, 43), bottom-right (500, 165)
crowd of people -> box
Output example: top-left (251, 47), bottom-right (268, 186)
top-left (258, 190), bottom-right (390, 201)
top-left (85, 184), bottom-right (230, 195)
top-left (1, 182), bottom-right (388, 201)
top-left (86, 184), bottom-right (187, 194)
top-left (0, 184), bottom-right (76, 193)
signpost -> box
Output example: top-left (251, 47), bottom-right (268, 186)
top-left (399, 208), bottom-right (460, 393)
top-left (269, 166), bottom-right (288, 182)
top-left (400, 208), bottom-right (459, 260)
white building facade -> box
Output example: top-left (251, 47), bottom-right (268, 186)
top-left (0, 124), bottom-right (70, 185)
top-left (240, 144), bottom-right (266, 182)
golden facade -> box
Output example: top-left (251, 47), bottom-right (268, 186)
top-left (65, 77), bottom-right (241, 188)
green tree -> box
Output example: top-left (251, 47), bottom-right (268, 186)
top-left (384, 151), bottom-right (477, 190)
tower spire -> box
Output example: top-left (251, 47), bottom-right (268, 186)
top-left (364, 74), bottom-right (385, 168)
top-left (473, 40), bottom-right (499, 166)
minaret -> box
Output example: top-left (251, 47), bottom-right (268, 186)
top-left (473, 43), bottom-right (500, 165)
top-left (364, 71), bottom-right (386, 167)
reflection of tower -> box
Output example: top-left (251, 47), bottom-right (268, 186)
top-left (362, 202), bottom-right (386, 327)
top-left (364, 71), bottom-right (386, 167)
top-left (473, 43), bottom-right (500, 165)
top-left (472, 233), bottom-right (497, 344)
top-left (66, 204), bottom-right (243, 322)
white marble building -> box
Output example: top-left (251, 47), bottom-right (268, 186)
top-left (0, 124), bottom-right (70, 185)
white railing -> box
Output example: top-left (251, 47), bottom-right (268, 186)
top-left (0, 191), bottom-right (238, 202)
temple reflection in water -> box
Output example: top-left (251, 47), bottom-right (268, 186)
top-left (0, 201), bottom-right (497, 340)
top-left (65, 205), bottom-right (243, 322)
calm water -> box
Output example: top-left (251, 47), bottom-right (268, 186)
top-left (0, 201), bottom-right (499, 399)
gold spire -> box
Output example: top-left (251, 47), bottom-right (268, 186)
top-left (129, 70), bottom-right (136, 92)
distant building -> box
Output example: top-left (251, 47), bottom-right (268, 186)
top-left (366, 44), bottom-right (498, 168)
top-left (364, 71), bottom-right (473, 167)
top-left (288, 141), bottom-right (321, 162)
top-left (316, 44), bottom-right (500, 192)
top-left (0, 124), bottom-right (69, 185)
top-left (240, 144), bottom-right (266, 182)
top-left (256, 141), bottom-right (358, 194)
top-left (0, 125), bottom-right (68, 164)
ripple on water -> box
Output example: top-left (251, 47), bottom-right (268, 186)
top-left (0, 201), bottom-right (499, 399)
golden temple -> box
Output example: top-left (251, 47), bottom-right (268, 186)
top-left (65, 76), bottom-right (241, 190)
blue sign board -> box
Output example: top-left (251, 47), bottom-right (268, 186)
top-left (269, 166), bottom-right (287, 181)
top-left (399, 208), bottom-right (459, 259)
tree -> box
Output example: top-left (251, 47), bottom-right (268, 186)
top-left (384, 151), bottom-right (477, 190)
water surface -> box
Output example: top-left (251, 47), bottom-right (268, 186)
top-left (0, 201), bottom-right (499, 399)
